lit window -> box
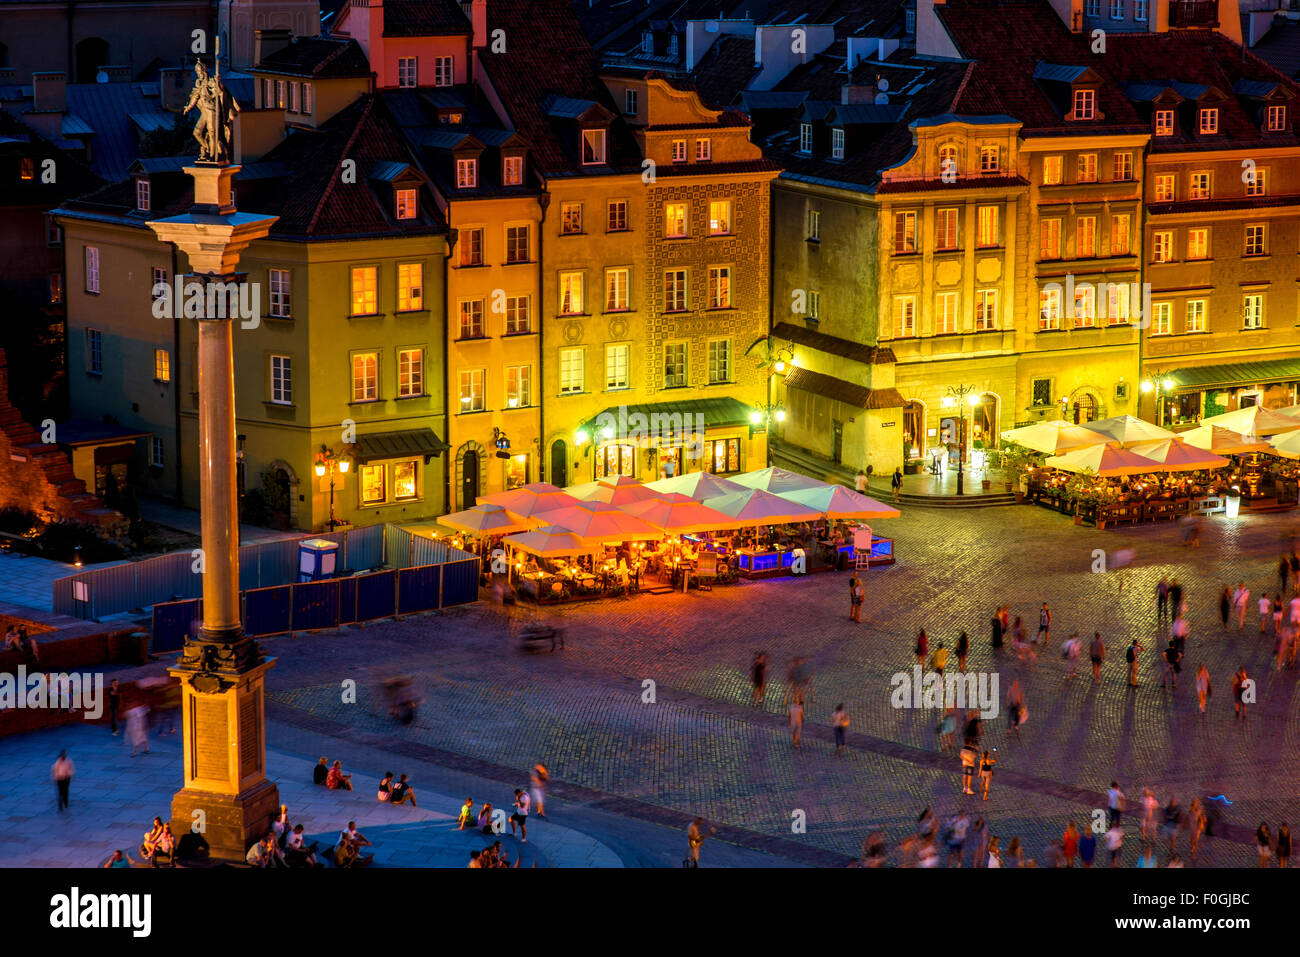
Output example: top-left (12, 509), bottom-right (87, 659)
top-left (1152, 231), bottom-right (1173, 263)
top-left (262, 78), bottom-right (272, 107)
top-left (136, 178), bottom-right (150, 212)
top-left (463, 227), bottom-right (484, 265)
top-left (935, 208), bottom-right (958, 251)
top-left (394, 460), bottom-right (418, 501)
top-left (808, 291), bottom-right (820, 319)
top-left (1111, 214), bottom-right (1130, 255)
top-left (1042, 155), bottom-right (1063, 185)
top-left (980, 145), bottom-right (1000, 172)
top-left (458, 299), bottom-right (484, 338)
top-left (1039, 288), bottom-right (1062, 330)
top-left (1152, 302), bottom-right (1172, 335)
top-left (1107, 284), bottom-right (1130, 324)
top-left (1246, 168), bottom-right (1266, 197)
top-left (665, 202), bottom-right (688, 238)
top-left (561, 202), bottom-right (583, 234)
top-left (154, 348), bottom-right (171, 382)
top-left (397, 262), bottom-right (423, 311)
top-left (398, 57), bottom-right (417, 87)
top-left (977, 205), bottom-right (999, 247)
top-left (352, 352), bottom-right (379, 401)
top-left (1040, 218), bottom-right (1061, 260)
top-left (894, 211), bottom-right (917, 254)
top-left (1267, 104), bottom-right (1287, 132)
top-left (831, 128), bottom-right (844, 159)
top-left (1186, 299), bottom-right (1206, 333)
top-left (1074, 286), bottom-right (1096, 327)
top-left (707, 266), bottom-right (730, 309)
top-left (560, 272), bottom-right (584, 314)
top-left (456, 158), bottom-right (477, 189)
top-left (85, 246), bottom-right (100, 293)
top-left (672, 139), bottom-right (687, 162)
top-left (975, 289), bottom-right (997, 331)
top-left (398, 348), bottom-right (423, 397)
top-left (395, 187), bottom-right (418, 220)
top-left (1073, 89), bottom-right (1095, 120)
top-left (807, 209), bottom-right (820, 241)
top-left (936, 292), bottom-right (958, 334)
top-left (708, 200), bottom-right (731, 235)
top-left (269, 268), bottom-right (291, 317)
top-left (505, 225), bottom-right (528, 263)
top-left (505, 365), bottom-right (532, 408)
top-left (1186, 227), bottom-right (1208, 261)
top-left (1077, 153), bottom-right (1097, 183)
top-left (939, 145), bottom-right (959, 178)
top-left (1076, 216), bottom-right (1096, 258)
top-left (505, 296), bottom-right (530, 334)
top-left (606, 343), bottom-right (629, 390)
top-left (1244, 293), bottom-right (1264, 329)
top-left (350, 266), bottom-right (378, 315)
top-left (582, 128), bottom-right (606, 165)
top-left (1154, 109), bottom-right (1174, 136)
top-left (458, 369), bottom-right (485, 412)
top-left (1189, 171), bottom-right (1210, 200)
top-left (893, 296), bottom-right (915, 337)
top-left (664, 269), bottom-right (687, 312)
top-left (434, 56), bottom-right (454, 87)
top-left (1245, 224), bottom-right (1266, 257)
top-left (1154, 174), bottom-right (1175, 202)
top-left (270, 355), bottom-right (292, 404)
top-left (799, 123), bottom-right (812, 153)
top-left (361, 464), bottom-right (387, 505)
top-left (707, 339), bottom-right (731, 384)
top-left (503, 155), bottom-right (524, 186)
top-left (559, 348), bottom-right (584, 394)
top-left (1113, 152), bottom-right (1132, 181)
top-left (605, 267), bottom-right (629, 311)
top-left (664, 342), bottom-right (687, 388)
top-left (696, 138), bottom-right (711, 161)
top-left (276, 80), bottom-right (286, 108)
top-left (607, 200), bottom-right (628, 232)
top-left (706, 438), bottom-right (740, 474)
top-left (1198, 108), bottom-right (1218, 134)
top-left (48, 273), bottom-right (63, 303)
top-left (289, 82), bottom-right (298, 113)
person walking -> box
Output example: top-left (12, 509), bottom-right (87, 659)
top-left (1260, 591), bottom-right (1272, 634)
top-left (1090, 632), bottom-right (1106, 683)
top-left (1036, 602), bottom-right (1052, 646)
top-left (831, 703), bottom-right (849, 754)
top-left (855, 469), bottom-right (868, 493)
top-left (990, 607), bottom-right (1004, 650)
top-left (1280, 554), bottom-right (1291, 596)
top-left (751, 652), bottom-right (767, 706)
top-left (686, 817), bottom-right (715, 867)
top-left (1161, 641), bottom-right (1182, 690)
top-left (848, 574), bottom-right (864, 623)
top-left (1275, 594), bottom-right (1285, 635)
top-left (1219, 586), bottom-right (1232, 630)
top-left (1195, 663), bottom-right (1210, 714)
top-left (1064, 632), bottom-right (1082, 680)
top-left (891, 467), bottom-right (903, 503)
top-left (1141, 788), bottom-right (1159, 841)
top-left (52, 750), bottom-right (74, 811)
top-left (955, 631), bottom-right (969, 672)
top-left (979, 749), bottom-right (996, 801)
top-left (963, 710), bottom-right (982, 749)
top-left (1106, 823), bottom-right (1124, 867)
top-left (1125, 639), bottom-right (1143, 687)
top-left (1236, 583), bottom-right (1250, 630)
top-left (1233, 667), bottom-right (1250, 720)
top-left (1062, 821), bottom-right (1079, 867)
top-left (1257, 822), bottom-right (1273, 868)
top-left (126, 704), bottom-right (150, 756)
top-left (1079, 827), bottom-right (1097, 868)
top-left (788, 694), bottom-right (804, 749)
top-left (107, 679), bottom-right (121, 736)
top-left (914, 629), bottom-right (928, 667)
top-left (529, 763), bottom-right (548, 819)
top-left (960, 741), bottom-right (978, 795)
top-left (1107, 782), bottom-right (1125, 828)
top-left (1156, 577), bottom-right (1169, 622)
top-left (930, 642), bottom-right (948, 678)
top-left (1278, 823), bottom-right (1291, 869)
top-left (1169, 579), bottom-right (1184, 619)
top-left (1188, 798), bottom-right (1206, 861)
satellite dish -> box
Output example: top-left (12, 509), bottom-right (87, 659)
top-left (95, 70), bottom-right (110, 84)
top-left (875, 92), bottom-right (889, 104)
top-left (877, 78), bottom-right (890, 92)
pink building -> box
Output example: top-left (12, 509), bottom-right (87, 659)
top-left (333, 0), bottom-right (483, 90)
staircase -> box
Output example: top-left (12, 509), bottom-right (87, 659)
top-left (869, 484), bottom-right (1017, 509)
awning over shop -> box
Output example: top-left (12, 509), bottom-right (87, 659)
top-left (784, 367), bottom-right (905, 410)
top-left (55, 419), bottom-right (150, 449)
top-left (1168, 357), bottom-right (1300, 391)
top-left (353, 428), bottom-right (449, 462)
top-left (771, 322), bottom-right (896, 365)
top-left (582, 397), bottom-right (755, 434)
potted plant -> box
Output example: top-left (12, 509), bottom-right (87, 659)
top-left (1065, 470), bottom-right (1100, 526)
top-left (1000, 443), bottom-right (1037, 502)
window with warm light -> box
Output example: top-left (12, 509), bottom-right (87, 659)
top-left (607, 200), bottom-right (628, 232)
top-left (605, 343), bottom-right (629, 390)
top-left (1111, 213), bottom-right (1130, 255)
top-left (1152, 301), bottom-right (1172, 335)
top-left (708, 200), bottom-right (731, 235)
top-left (1198, 108), bottom-right (1218, 134)
top-left (1154, 109), bottom-right (1173, 136)
top-left (936, 292), bottom-right (958, 334)
top-left (894, 211), bottom-right (916, 253)
top-left (1039, 288), bottom-right (1062, 330)
top-left (351, 266), bottom-right (378, 315)
top-left (977, 205), bottom-right (999, 247)
top-left (20, 157), bottom-right (34, 180)
top-left (1153, 174), bottom-right (1175, 202)
top-left (561, 202), bottom-right (583, 234)
top-left (975, 289), bottom-right (997, 331)
top-left (1152, 230), bottom-right (1173, 263)
top-left (1245, 224), bottom-right (1266, 257)
top-left (456, 158), bottom-right (477, 189)
top-left (1073, 89), bottom-right (1095, 119)
top-left (664, 269), bottom-right (687, 312)
top-left (665, 202), bottom-right (688, 238)
top-left (935, 208), bottom-right (958, 251)
top-left (560, 272), bottom-right (584, 314)
top-left (1113, 152), bottom-right (1132, 181)
top-left (559, 347), bottom-right (584, 394)
top-left (154, 348), bottom-right (170, 382)
top-left (1243, 293), bottom-right (1264, 329)
top-left (361, 464), bottom-right (386, 505)
top-left (939, 145), bottom-right (959, 178)
top-left (706, 438), bottom-right (740, 474)
top-left (893, 295), bottom-right (915, 337)
top-left (503, 155), bottom-right (524, 186)
top-left (1107, 284), bottom-right (1130, 324)
top-left (458, 299), bottom-right (484, 338)
top-left (395, 188), bottom-right (417, 220)
top-left (605, 267), bottom-right (629, 311)
top-left (1186, 227), bottom-right (1208, 260)
top-left (462, 227), bottom-right (484, 266)
top-left (1077, 153), bottom-right (1097, 183)
top-left (582, 128), bottom-right (606, 165)
top-left (696, 138), bottom-right (711, 161)
top-left (808, 290), bottom-right (820, 319)
top-left (352, 352), bottom-right (379, 401)
top-left (1074, 286), bottom-right (1096, 327)
top-left (707, 266), bottom-right (730, 309)
top-left (276, 79), bottom-right (286, 108)
top-left (48, 273), bottom-right (62, 303)
top-left (672, 139), bottom-right (687, 162)
top-left (505, 225), bottom-right (529, 263)
top-left (1186, 299), bottom-right (1206, 333)
top-left (394, 460), bottom-right (418, 500)
top-left (505, 295), bottom-right (530, 334)
top-left (1042, 155), bottom-right (1062, 185)
top-left (1246, 168), bottom-right (1266, 197)
top-left (1267, 104), bottom-right (1287, 132)
top-left (1040, 218), bottom-right (1061, 260)
top-left (398, 348), bottom-right (423, 397)
top-left (1189, 171), bottom-right (1210, 199)
top-left (397, 262), bottom-right (423, 311)
top-left (458, 368), bottom-right (485, 411)
top-left (980, 144), bottom-right (1000, 172)
top-left (506, 364), bottom-right (532, 408)
top-left (807, 209), bottom-right (820, 241)
top-left (1076, 216), bottom-right (1096, 258)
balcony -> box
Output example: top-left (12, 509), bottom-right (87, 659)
top-left (1168, 0), bottom-right (1218, 27)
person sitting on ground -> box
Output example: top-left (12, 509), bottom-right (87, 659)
top-left (325, 760), bottom-right (353, 790)
top-left (272, 804), bottom-right (291, 846)
top-left (313, 757), bottom-right (329, 786)
top-left (478, 802), bottom-right (495, 835)
top-left (377, 771), bottom-right (394, 802)
top-left (389, 773), bottom-right (418, 807)
top-left (103, 849), bottom-right (135, 868)
top-left (491, 840), bottom-right (521, 868)
top-left (339, 821), bottom-right (372, 851)
top-left (25, 632), bottom-right (38, 664)
top-left (285, 824), bottom-right (320, 868)
top-left (334, 826), bottom-right (374, 868)
top-left (140, 817), bottom-right (166, 860)
top-left (457, 798), bottom-right (475, 831)
top-left (3, 626), bottom-right (21, 652)
top-left (467, 850), bottom-right (483, 868)
top-left (246, 831), bottom-right (285, 868)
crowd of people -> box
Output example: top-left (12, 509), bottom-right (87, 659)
top-left (461, 764), bottom-right (548, 866)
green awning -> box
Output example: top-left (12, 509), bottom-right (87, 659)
top-left (353, 428), bottom-right (449, 461)
top-left (1169, 357), bottom-right (1300, 391)
top-left (581, 397), bottom-right (755, 435)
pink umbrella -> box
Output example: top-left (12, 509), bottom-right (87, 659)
top-left (703, 488), bottom-right (824, 525)
top-left (646, 471), bottom-right (746, 501)
top-left (478, 483), bottom-right (581, 517)
top-left (622, 497), bottom-right (738, 533)
top-left (565, 479), bottom-right (665, 506)
top-left (532, 501), bottom-right (663, 543)
top-left (1126, 439), bottom-right (1229, 473)
top-left (779, 484), bottom-right (901, 519)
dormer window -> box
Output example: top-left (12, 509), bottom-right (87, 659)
top-left (20, 157), bottom-right (34, 180)
top-left (395, 187), bottom-right (417, 220)
top-left (457, 158), bottom-right (478, 188)
top-left (135, 177), bottom-right (150, 213)
top-left (1154, 109), bottom-right (1174, 136)
top-left (440, 112), bottom-right (464, 125)
top-left (1198, 108), bottom-right (1218, 134)
top-left (905, 7), bottom-right (916, 33)
top-left (581, 128), bottom-right (606, 165)
top-left (1267, 104), bottom-right (1286, 132)
top-left (799, 123), bottom-right (812, 153)
top-left (672, 139), bottom-right (687, 162)
top-left (980, 145), bottom-right (1000, 173)
top-left (696, 138), bottom-right (711, 161)
top-left (1072, 88), bottom-right (1095, 120)
top-left (831, 128), bottom-right (844, 160)
top-left (503, 155), bottom-right (524, 186)
top-left (939, 145), bottom-right (959, 178)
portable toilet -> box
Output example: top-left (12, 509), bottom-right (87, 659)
top-left (298, 538), bottom-right (340, 582)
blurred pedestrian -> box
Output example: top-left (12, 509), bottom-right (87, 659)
top-left (788, 694), bottom-right (804, 749)
top-left (848, 575), bottom-right (863, 623)
top-left (914, 630), bottom-right (928, 667)
top-left (751, 652), bottom-right (767, 705)
top-left (956, 631), bottom-right (969, 672)
top-left (1126, 639), bottom-right (1143, 687)
top-left (126, 704), bottom-right (150, 757)
top-left (1090, 632), bottom-right (1106, 683)
top-left (1062, 821), bottom-right (1079, 867)
top-left (1278, 823), bottom-right (1291, 868)
top-left (1257, 822), bottom-right (1273, 868)
top-left (1219, 586), bottom-right (1231, 630)
top-left (1157, 577), bottom-right (1169, 622)
top-left (979, 749), bottom-right (996, 800)
top-left (52, 750), bottom-right (74, 811)
top-left (831, 703), bottom-right (849, 754)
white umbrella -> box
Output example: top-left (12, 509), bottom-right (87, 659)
top-left (999, 420), bottom-right (1104, 454)
top-left (502, 525), bottom-right (593, 558)
top-left (729, 467), bottom-right (826, 494)
top-left (437, 503), bottom-right (537, 534)
top-left (1268, 428), bottom-right (1300, 460)
top-left (1126, 439), bottom-right (1229, 473)
top-left (1178, 424), bottom-right (1271, 455)
top-left (1045, 442), bottom-right (1162, 476)
top-left (703, 488), bottom-right (825, 525)
top-left (1079, 415), bottom-right (1175, 447)
top-left (646, 471), bottom-right (747, 501)
top-left (1202, 405), bottom-right (1300, 437)
top-left (778, 484), bottom-right (901, 519)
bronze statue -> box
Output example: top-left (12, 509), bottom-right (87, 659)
top-left (184, 60), bottom-right (240, 164)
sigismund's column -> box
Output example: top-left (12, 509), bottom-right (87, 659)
top-left (149, 163), bottom-right (280, 860)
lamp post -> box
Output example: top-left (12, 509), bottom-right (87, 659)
top-left (315, 446), bottom-right (351, 532)
top-left (749, 403), bottom-right (786, 466)
top-left (1140, 371), bottom-right (1175, 426)
top-left (945, 384), bottom-right (977, 495)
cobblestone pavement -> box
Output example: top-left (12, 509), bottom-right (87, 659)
top-left (261, 504), bottom-right (1300, 866)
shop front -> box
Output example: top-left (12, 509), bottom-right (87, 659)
top-left (1159, 358), bottom-right (1300, 429)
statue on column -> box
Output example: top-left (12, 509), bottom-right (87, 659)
top-left (184, 60), bottom-right (240, 165)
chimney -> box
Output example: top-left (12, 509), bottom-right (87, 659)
top-left (842, 82), bottom-right (877, 104)
top-left (159, 66), bottom-right (191, 111)
top-left (98, 64), bottom-right (131, 83)
top-left (254, 28), bottom-right (294, 68)
top-left (31, 72), bottom-right (67, 113)
top-left (470, 0), bottom-right (488, 48)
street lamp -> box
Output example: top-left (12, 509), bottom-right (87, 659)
top-left (314, 445), bottom-right (351, 531)
top-left (749, 403), bottom-right (786, 465)
top-left (945, 384), bottom-right (977, 496)
top-left (1140, 371), bottom-right (1175, 424)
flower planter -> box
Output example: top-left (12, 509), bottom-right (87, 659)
top-left (981, 479), bottom-right (992, 491)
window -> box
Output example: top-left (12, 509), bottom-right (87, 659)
top-left (1113, 152), bottom-right (1132, 181)
top-left (625, 89), bottom-right (638, 116)
top-left (463, 227), bottom-right (484, 266)
top-left (1111, 213), bottom-right (1130, 255)
top-left (807, 209), bottom-right (820, 241)
top-left (505, 225), bottom-right (528, 263)
top-left (1135, 0), bottom-right (1147, 18)
top-left (352, 352), bottom-right (379, 402)
top-left (1074, 285), bottom-right (1096, 327)
top-left (664, 269), bottom-right (688, 312)
top-left (151, 266), bottom-right (168, 295)
top-left (663, 342), bottom-right (687, 388)
top-left (1107, 283), bottom-right (1130, 324)
top-left (708, 200), bottom-right (731, 235)
top-left (672, 139), bottom-right (687, 162)
top-left (395, 187), bottom-right (417, 220)
top-left (398, 348), bottom-right (423, 397)
top-left (1186, 227), bottom-right (1208, 261)
top-left (458, 369), bottom-right (485, 411)
top-left (808, 291), bottom-right (820, 319)
top-left (559, 348), bottom-right (584, 394)
top-left (935, 208), bottom-right (958, 251)
top-left (302, 83), bottom-right (313, 113)
top-left (1244, 294), bottom-right (1264, 329)
top-left (456, 158), bottom-right (477, 189)
top-left (1109, 0), bottom-right (1123, 18)
top-left (1267, 104), bottom-right (1287, 132)
top-left (939, 145), bottom-right (959, 178)
top-left (831, 128), bottom-right (844, 159)
top-left (605, 268), bottom-right (629, 311)
top-left (361, 464), bottom-right (386, 505)
top-left (394, 461), bottom-right (418, 501)
top-left (708, 266), bottom-right (730, 309)
top-left (351, 266), bottom-right (378, 315)
top-left (560, 272), bottom-right (584, 315)
top-left (935, 292), bottom-right (958, 334)
top-left (48, 273), bottom-right (62, 304)
top-left (276, 80), bottom-right (286, 109)
top-left (262, 78), bottom-right (272, 107)
top-left (1039, 288), bottom-right (1062, 330)
top-left (503, 155), bottom-right (524, 186)
top-left (1032, 378), bottom-right (1054, 406)
top-left (150, 437), bottom-right (164, 468)
top-left (894, 211), bottom-right (917, 254)
top-left (707, 338), bottom-right (731, 384)
top-left (1073, 89), bottom-right (1095, 119)
top-left (1077, 153), bottom-right (1097, 183)
top-left (1152, 231), bottom-right (1173, 263)
top-left (977, 205), bottom-right (999, 247)
top-left (1245, 224), bottom-right (1266, 257)
top-left (975, 289), bottom-right (997, 331)
top-left (505, 295), bottom-right (530, 334)
top-left (607, 200), bottom-right (628, 232)
top-left (696, 138), bottom-right (711, 161)
top-left (136, 178), bottom-right (150, 212)
top-left (1150, 301), bottom-right (1171, 336)
top-left (1076, 216), bottom-right (1097, 258)
top-left (893, 296), bottom-right (915, 337)
top-left (582, 128), bottom-right (606, 165)
top-left (1189, 172), bottom-right (1211, 199)
top-left (397, 56), bottom-right (417, 87)
top-left (270, 355), bottom-right (292, 404)
top-left (1040, 219), bottom-right (1061, 260)
top-left (1198, 108), bottom-right (1218, 135)
top-left (1246, 168), bottom-right (1266, 197)
top-left (1154, 174), bottom-right (1175, 202)
top-left (561, 202), bottom-right (583, 235)
top-left (46, 217), bottom-right (61, 246)
top-left (434, 55), bottom-right (454, 87)
top-left (1043, 155), bottom-right (1063, 185)
top-left (706, 438), bottom-right (740, 474)
top-left (154, 348), bottom-right (170, 382)
top-left (1154, 109), bottom-right (1174, 136)
top-left (665, 203), bottom-right (688, 238)
top-left (397, 262), bottom-right (423, 311)
top-left (980, 145), bottom-right (1000, 172)
top-left (595, 444), bottom-right (635, 479)
top-left (269, 268), bottom-right (291, 318)
top-left (289, 82), bottom-right (298, 113)
top-left (799, 123), bottom-right (812, 153)
top-left (85, 246), bottom-right (99, 293)
top-left (1186, 299), bottom-right (1206, 333)
top-left (505, 365), bottom-right (532, 408)
top-left (605, 344), bottom-right (630, 390)
top-left (458, 299), bottom-right (484, 338)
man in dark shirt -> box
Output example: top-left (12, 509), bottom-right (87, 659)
top-left (389, 773), bottom-right (417, 807)
top-left (107, 679), bottom-right (121, 736)
top-left (313, 757), bottom-right (329, 786)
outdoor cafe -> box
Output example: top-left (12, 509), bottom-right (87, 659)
top-left (433, 468), bottom-right (900, 603)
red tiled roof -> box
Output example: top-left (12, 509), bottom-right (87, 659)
top-left (651, 158), bottom-right (778, 177)
top-left (381, 0), bottom-right (472, 37)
